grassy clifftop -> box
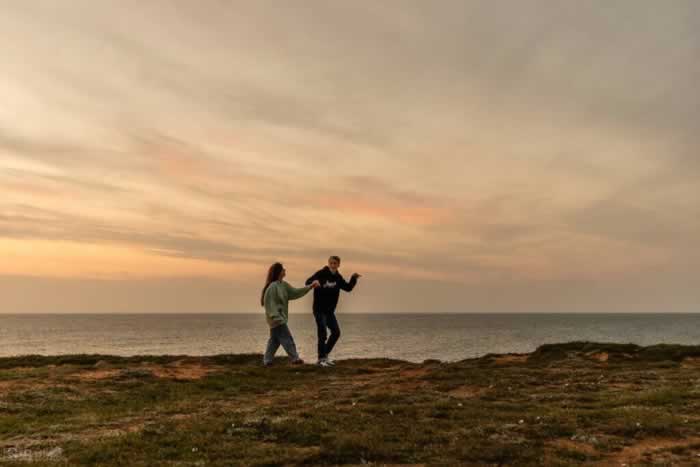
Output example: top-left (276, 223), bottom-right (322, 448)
top-left (2, 342), bottom-right (700, 465)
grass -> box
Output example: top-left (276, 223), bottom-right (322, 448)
top-left (2, 342), bottom-right (700, 465)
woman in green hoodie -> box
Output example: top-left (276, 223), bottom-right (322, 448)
top-left (261, 262), bottom-right (320, 366)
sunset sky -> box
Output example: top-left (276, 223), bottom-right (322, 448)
top-left (1, 1), bottom-right (698, 313)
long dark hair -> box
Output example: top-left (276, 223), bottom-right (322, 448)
top-left (261, 262), bottom-right (285, 306)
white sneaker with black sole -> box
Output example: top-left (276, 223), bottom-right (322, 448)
top-left (325, 358), bottom-right (336, 366)
top-left (317, 359), bottom-right (332, 367)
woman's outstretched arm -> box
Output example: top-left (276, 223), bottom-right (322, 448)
top-left (284, 281), bottom-right (313, 301)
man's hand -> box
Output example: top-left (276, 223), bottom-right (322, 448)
top-left (351, 273), bottom-right (362, 280)
top-left (310, 280), bottom-right (321, 289)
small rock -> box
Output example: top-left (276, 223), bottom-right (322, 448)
top-left (46, 447), bottom-right (63, 459)
top-left (571, 433), bottom-right (599, 445)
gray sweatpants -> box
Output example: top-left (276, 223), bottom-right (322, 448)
top-left (263, 324), bottom-right (299, 365)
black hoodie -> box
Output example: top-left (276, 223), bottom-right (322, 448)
top-left (305, 266), bottom-right (357, 313)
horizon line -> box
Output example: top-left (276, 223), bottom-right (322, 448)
top-left (1, 311), bottom-right (698, 315)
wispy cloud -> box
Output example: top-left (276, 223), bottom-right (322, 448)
top-left (0, 0), bottom-right (698, 312)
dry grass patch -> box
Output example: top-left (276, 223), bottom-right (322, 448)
top-left (602, 437), bottom-right (700, 466)
top-left (587, 351), bottom-right (609, 363)
top-left (447, 385), bottom-right (486, 399)
top-left (76, 369), bottom-right (122, 380)
top-left (492, 354), bottom-right (529, 365)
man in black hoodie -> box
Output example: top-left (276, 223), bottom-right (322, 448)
top-left (305, 256), bottom-right (361, 366)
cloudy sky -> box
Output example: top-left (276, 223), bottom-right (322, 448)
top-left (1, 1), bottom-right (698, 313)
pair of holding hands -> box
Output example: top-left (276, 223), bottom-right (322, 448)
top-left (308, 273), bottom-right (362, 289)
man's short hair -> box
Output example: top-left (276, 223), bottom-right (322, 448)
top-left (328, 255), bottom-right (341, 264)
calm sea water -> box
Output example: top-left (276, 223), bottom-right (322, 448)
top-left (1, 313), bottom-right (699, 362)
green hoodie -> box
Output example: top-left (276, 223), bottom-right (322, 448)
top-left (263, 281), bottom-right (312, 328)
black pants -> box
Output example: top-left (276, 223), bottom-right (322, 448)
top-left (313, 310), bottom-right (340, 360)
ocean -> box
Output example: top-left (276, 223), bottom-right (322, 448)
top-left (1, 313), bottom-right (698, 362)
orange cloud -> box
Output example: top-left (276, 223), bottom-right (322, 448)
top-left (309, 176), bottom-right (456, 226)
top-left (317, 196), bottom-right (451, 226)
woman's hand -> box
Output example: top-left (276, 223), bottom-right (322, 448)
top-left (310, 280), bottom-right (321, 289)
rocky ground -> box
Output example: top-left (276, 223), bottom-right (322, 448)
top-left (2, 342), bottom-right (700, 466)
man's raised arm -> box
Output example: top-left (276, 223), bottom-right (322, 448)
top-left (339, 273), bottom-right (360, 292)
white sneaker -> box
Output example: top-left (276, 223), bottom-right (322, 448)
top-left (317, 359), bottom-right (332, 367)
top-left (325, 357), bottom-right (336, 366)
